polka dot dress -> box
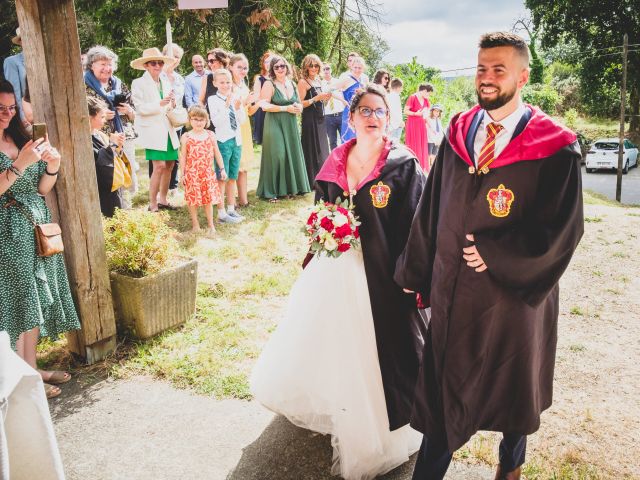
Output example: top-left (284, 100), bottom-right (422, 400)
top-left (0, 153), bottom-right (81, 347)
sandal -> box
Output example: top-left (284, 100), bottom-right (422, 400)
top-left (268, 198), bottom-right (278, 204)
top-left (44, 383), bottom-right (62, 399)
top-left (39, 370), bottom-right (72, 385)
top-left (158, 203), bottom-right (178, 211)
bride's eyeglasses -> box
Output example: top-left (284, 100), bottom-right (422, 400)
top-left (356, 106), bottom-right (387, 119)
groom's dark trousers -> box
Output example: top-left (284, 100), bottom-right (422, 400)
top-left (412, 433), bottom-right (527, 480)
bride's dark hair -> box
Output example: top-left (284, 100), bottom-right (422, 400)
top-left (348, 83), bottom-right (390, 115)
top-left (0, 80), bottom-right (30, 149)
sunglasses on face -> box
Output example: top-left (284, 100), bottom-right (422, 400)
top-left (383, 76), bottom-right (389, 80)
top-left (273, 64), bottom-right (286, 70)
top-left (208, 59), bottom-right (219, 64)
top-left (356, 106), bottom-right (387, 119)
top-left (146, 60), bottom-right (164, 67)
top-left (309, 64), bottom-right (320, 69)
top-left (0, 104), bottom-right (17, 114)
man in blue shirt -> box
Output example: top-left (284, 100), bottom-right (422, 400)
top-left (3, 28), bottom-right (26, 120)
top-left (184, 54), bottom-right (209, 108)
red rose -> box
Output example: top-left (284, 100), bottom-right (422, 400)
top-left (337, 206), bottom-right (349, 215)
top-left (354, 227), bottom-right (360, 239)
top-left (307, 212), bottom-right (318, 226)
top-left (334, 223), bottom-right (352, 239)
top-left (337, 243), bottom-right (350, 252)
top-left (320, 216), bottom-right (334, 231)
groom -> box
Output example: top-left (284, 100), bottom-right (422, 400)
top-left (395, 32), bottom-right (584, 479)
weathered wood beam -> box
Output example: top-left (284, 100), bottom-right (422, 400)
top-left (15, 0), bottom-right (117, 363)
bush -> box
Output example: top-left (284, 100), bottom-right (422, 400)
top-left (564, 108), bottom-right (578, 130)
top-left (522, 84), bottom-right (561, 115)
top-left (103, 209), bottom-right (180, 278)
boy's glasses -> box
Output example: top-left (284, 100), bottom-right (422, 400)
top-left (356, 106), bottom-right (387, 119)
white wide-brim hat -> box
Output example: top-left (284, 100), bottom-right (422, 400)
top-left (130, 47), bottom-right (175, 71)
top-left (11, 28), bottom-right (21, 46)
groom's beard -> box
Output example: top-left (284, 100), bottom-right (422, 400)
top-left (476, 83), bottom-right (517, 111)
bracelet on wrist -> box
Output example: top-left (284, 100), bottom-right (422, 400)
top-left (8, 165), bottom-right (23, 177)
top-left (45, 167), bottom-right (59, 176)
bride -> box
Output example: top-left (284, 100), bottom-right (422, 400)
top-left (250, 84), bottom-right (428, 480)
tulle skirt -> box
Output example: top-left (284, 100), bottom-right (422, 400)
top-left (250, 249), bottom-right (421, 480)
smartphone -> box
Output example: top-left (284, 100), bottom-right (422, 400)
top-left (32, 123), bottom-right (47, 142)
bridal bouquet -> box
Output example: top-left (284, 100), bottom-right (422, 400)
top-left (303, 200), bottom-right (361, 257)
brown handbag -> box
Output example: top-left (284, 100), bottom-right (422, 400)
top-left (4, 196), bottom-right (64, 257)
top-left (34, 222), bottom-right (64, 257)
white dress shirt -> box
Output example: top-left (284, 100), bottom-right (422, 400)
top-left (473, 101), bottom-right (526, 166)
top-left (322, 77), bottom-right (346, 115)
top-left (388, 91), bottom-right (403, 130)
top-left (208, 92), bottom-right (245, 144)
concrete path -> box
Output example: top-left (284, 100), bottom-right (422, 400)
top-left (51, 376), bottom-right (494, 480)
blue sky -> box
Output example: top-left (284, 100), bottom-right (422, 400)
top-left (375, 0), bottom-right (529, 73)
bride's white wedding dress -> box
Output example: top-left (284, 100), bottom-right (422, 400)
top-left (250, 248), bottom-right (421, 480)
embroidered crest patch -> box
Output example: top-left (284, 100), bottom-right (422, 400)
top-left (369, 181), bottom-right (391, 208)
top-left (486, 184), bottom-right (515, 218)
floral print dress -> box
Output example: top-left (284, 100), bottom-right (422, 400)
top-left (183, 131), bottom-right (222, 207)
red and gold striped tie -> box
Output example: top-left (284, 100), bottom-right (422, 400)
top-left (476, 122), bottom-right (504, 174)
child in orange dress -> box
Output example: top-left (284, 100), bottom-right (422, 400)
top-left (179, 106), bottom-right (227, 235)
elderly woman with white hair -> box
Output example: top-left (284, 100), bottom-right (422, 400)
top-left (83, 45), bottom-right (138, 193)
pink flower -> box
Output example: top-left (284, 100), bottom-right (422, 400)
top-left (307, 212), bottom-right (318, 226)
top-left (337, 243), bottom-right (351, 252)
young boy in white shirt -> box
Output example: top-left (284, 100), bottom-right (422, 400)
top-left (388, 78), bottom-right (405, 142)
top-left (208, 69), bottom-right (245, 223)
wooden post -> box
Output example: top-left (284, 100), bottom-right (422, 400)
top-left (616, 33), bottom-right (628, 203)
top-left (15, 0), bottom-right (117, 363)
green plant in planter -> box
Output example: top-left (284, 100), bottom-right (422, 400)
top-left (104, 209), bottom-right (197, 339)
top-left (103, 209), bottom-right (180, 278)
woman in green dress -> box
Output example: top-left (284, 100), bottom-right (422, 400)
top-left (0, 80), bottom-right (80, 398)
top-left (256, 56), bottom-right (310, 202)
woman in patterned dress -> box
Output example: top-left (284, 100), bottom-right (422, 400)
top-left (0, 81), bottom-right (80, 399)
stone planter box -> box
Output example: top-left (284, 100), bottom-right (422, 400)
top-left (110, 259), bottom-right (198, 339)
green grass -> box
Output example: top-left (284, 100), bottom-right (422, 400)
top-left (570, 306), bottom-right (584, 316)
top-left (584, 216), bottom-right (603, 223)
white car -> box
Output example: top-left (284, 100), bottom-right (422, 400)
top-left (585, 138), bottom-right (638, 174)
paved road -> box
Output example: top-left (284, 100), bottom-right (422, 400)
top-left (582, 164), bottom-right (640, 205)
top-left (51, 376), bottom-right (494, 480)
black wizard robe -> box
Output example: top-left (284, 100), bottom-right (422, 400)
top-left (315, 138), bottom-right (429, 430)
top-left (394, 104), bottom-right (584, 451)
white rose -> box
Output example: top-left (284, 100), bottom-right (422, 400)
top-left (324, 235), bottom-right (338, 251)
top-left (332, 212), bottom-right (348, 227)
top-left (317, 210), bottom-right (329, 219)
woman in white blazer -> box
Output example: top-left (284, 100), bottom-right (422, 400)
top-left (130, 48), bottom-right (180, 212)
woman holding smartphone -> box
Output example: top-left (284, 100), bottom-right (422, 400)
top-left (0, 80), bottom-right (80, 399)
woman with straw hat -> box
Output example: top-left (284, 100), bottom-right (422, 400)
top-left (131, 47), bottom-right (180, 212)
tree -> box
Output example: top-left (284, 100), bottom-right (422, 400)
top-left (526, 0), bottom-right (640, 132)
top-left (512, 16), bottom-right (544, 84)
top-left (228, 0), bottom-right (270, 77)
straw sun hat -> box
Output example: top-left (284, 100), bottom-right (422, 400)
top-left (130, 47), bottom-right (175, 71)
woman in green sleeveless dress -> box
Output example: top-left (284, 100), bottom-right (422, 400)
top-left (256, 56), bottom-right (310, 201)
top-left (0, 81), bottom-right (80, 398)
